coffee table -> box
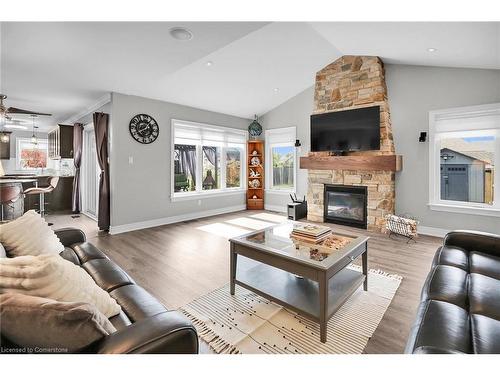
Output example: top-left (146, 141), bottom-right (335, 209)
top-left (229, 221), bottom-right (369, 343)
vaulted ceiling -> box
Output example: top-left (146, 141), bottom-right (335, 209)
top-left (1, 22), bottom-right (499, 130)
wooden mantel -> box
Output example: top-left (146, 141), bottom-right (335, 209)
top-left (300, 155), bottom-right (403, 172)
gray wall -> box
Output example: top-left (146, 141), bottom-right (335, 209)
top-left (260, 86), bottom-right (314, 209)
top-left (109, 92), bottom-right (250, 228)
top-left (260, 64), bottom-right (500, 234)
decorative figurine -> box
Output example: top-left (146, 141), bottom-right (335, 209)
top-left (250, 156), bottom-right (260, 166)
top-left (248, 115), bottom-right (262, 139)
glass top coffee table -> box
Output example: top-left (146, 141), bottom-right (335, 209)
top-left (229, 221), bottom-right (369, 343)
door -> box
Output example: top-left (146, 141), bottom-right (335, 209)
top-left (441, 164), bottom-right (469, 202)
top-left (81, 125), bottom-right (99, 219)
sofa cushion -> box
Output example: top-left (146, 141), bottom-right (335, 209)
top-left (468, 273), bottom-right (500, 321)
top-left (0, 293), bottom-right (116, 353)
top-left (470, 251), bottom-right (500, 280)
top-left (82, 259), bottom-right (135, 292)
top-left (60, 247), bottom-right (81, 266)
top-left (471, 314), bottom-right (500, 354)
top-left (413, 300), bottom-right (471, 354)
top-left (421, 265), bottom-right (469, 309)
top-left (109, 310), bottom-right (133, 331)
top-left (71, 242), bottom-right (108, 264)
top-left (110, 284), bottom-right (166, 323)
top-left (433, 245), bottom-right (469, 271)
top-left (0, 210), bottom-right (64, 257)
top-left (0, 254), bottom-right (121, 318)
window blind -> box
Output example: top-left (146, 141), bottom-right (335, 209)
top-left (433, 106), bottom-right (500, 133)
top-left (266, 126), bottom-right (296, 144)
top-left (173, 120), bottom-right (247, 146)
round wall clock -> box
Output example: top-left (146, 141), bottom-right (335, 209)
top-left (129, 114), bottom-right (159, 144)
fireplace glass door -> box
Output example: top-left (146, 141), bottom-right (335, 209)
top-left (324, 185), bottom-right (367, 229)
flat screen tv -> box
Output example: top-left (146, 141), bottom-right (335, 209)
top-left (310, 106), bottom-right (380, 152)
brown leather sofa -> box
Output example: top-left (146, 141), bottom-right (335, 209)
top-left (1, 228), bottom-right (199, 354)
top-left (406, 230), bottom-right (500, 354)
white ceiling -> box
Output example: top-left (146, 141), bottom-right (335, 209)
top-left (1, 22), bottom-right (499, 131)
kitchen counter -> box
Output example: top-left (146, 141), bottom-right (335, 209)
top-left (0, 175), bottom-right (75, 216)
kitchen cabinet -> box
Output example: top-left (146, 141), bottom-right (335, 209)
top-left (48, 124), bottom-right (74, 159)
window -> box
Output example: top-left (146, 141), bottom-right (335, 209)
top-left (171, 120), bottom-right (246, 200)
top-left (429, 103), bottom-right (500, 216)
top-left (265, 127), bottom-right (297, 193)
top-left (16, 138), bottom-right (48, 170)
top-left (225, 147), bottom-right (241, 188)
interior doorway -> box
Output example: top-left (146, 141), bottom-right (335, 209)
top-left (81, 123), bottom-right (99, 220)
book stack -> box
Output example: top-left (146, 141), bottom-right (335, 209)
top-left (290, 224), bottom-right (332, 244)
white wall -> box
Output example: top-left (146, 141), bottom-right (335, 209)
top-left (260, 64), bottom-right (500, 234)
top-left (109, 92), bottom-right (250, 231)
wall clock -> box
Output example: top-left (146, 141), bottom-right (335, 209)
top-left (129, 114), bottom-right (159, 144)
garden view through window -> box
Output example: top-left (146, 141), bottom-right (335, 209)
top-left (17, 138), bottom-right (48, 170)
top-left (440, 135), bottom-right (495, 205)
top-left (271, 145), bottom-right (295, 190)
top-left (172, 120), bottom-right (246, 195)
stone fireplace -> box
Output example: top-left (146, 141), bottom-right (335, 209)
top-left (306, 56), bottom-right (396, 231)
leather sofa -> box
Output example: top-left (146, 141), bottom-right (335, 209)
top-left (406, 230), bottom-right (500, 354)
top-left (1, 228), bottom-right (199, 354)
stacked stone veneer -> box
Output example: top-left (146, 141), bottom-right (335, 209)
top-left (307, 56), bottom-right (395, 231)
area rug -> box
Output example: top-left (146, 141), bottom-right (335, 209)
top-left (179, 265), bottom-right (402, 354)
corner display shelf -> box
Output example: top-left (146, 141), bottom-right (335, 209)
top-left (247, 140), bottom-right (264, 210)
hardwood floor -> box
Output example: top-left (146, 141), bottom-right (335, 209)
top-left (47, 210), bottom-right (441, 354)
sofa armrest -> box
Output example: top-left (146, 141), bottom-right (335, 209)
top-left (94, 311), bottom-right (198, 354)
top-left (444, 230), bottom-right (500, 257)
top-left (54, 228), bottom-right (87, 247)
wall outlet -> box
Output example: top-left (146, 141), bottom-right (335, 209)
top-left (128, 156), bottom-right (134, 165)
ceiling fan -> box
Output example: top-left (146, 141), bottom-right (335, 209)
top-left (0, 93), bottom-right (52, 120)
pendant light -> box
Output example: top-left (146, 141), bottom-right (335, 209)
top-left (30, 115), bottom-right (38, 145)
top-left (0, 106), bottom-right (9, 143)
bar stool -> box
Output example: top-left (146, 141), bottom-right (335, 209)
top-left (0, 185), bottom-right (22, 222)
top-left (23, 176), bottom-right (59, 217)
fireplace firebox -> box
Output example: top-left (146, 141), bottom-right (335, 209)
top-left (324, 184), bottom-right (368, 229)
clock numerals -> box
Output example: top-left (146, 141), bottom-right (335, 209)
top-left (129, 114), bottom-right (159, 144)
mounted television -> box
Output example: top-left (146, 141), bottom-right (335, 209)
top-left (310, 106), bottom-right (380, 152)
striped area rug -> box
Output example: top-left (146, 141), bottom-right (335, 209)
top-left (180, 265), bottom-right (402, 354)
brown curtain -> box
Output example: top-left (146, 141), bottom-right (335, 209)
top-left (72, 123), bottom-right (84, 213)
top-left (93, 112), bottom-right (110, 231)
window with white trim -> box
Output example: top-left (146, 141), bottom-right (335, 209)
top-left (265, 127), bottom-right (297, 193)
top-left (16, 138), bottom-right (49, 170)
top-left (171, 120), bottom-right (246, 200)
top-left (429, 103), bottom-right (500, 216)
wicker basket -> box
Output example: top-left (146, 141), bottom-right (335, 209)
top-left (385, 214), bottom-right (419, 243)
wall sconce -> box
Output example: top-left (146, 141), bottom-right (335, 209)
top-left (295, 139), bottom-right (302, 154)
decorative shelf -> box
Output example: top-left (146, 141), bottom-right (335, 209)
top-left (300, 155), bottom-right (403, 172)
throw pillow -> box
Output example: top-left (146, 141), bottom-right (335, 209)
top-left (0, 210), bottom-right (64, 257)
top-left (0, 254), bottom-right (121, 318)
top-left (0, 293), bottom-right (116, 353)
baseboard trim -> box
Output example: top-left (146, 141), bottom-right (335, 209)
top-left (418, 225), bottom-right (449, 238)
top-left (264, 204), bottom-right (287, 213)
top-left (109, 205), bottom-right (246, 235)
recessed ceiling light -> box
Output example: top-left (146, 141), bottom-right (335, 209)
top-left (273, 88), bottom-right (279, 93)
top-left (427, 48), bottom-right (437, 52)
top-left (169, 27), bottom-right (193, 41)
top-left (206, 61), bottom-right (213, 67)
